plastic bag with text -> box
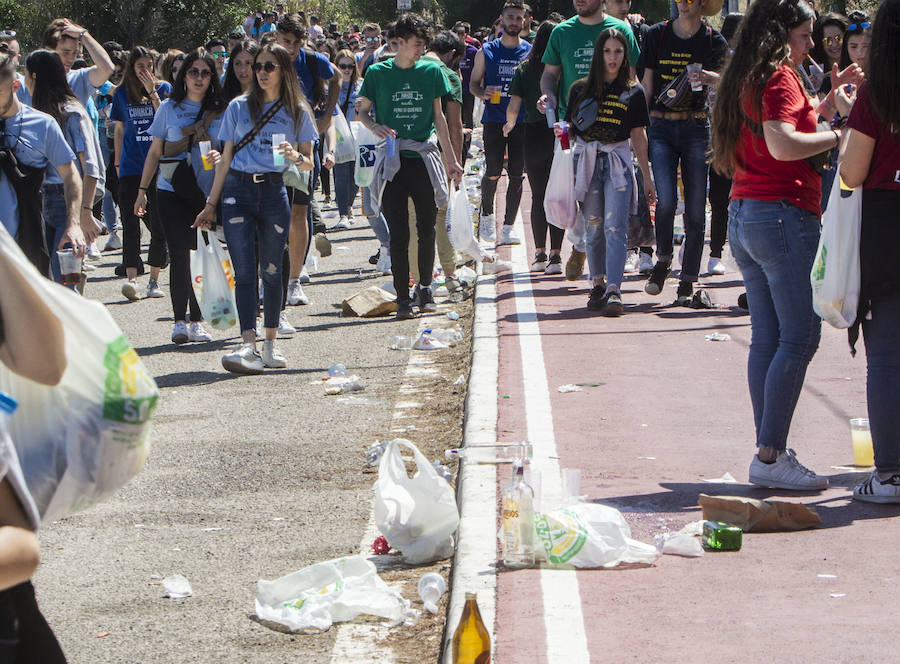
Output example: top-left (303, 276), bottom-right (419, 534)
top-left (374, 439), bottom-right (460, 564)
top-left (255, 556), bottom-right (413, 632)
top-left (190, 229), bottom-right (238, 330)
top-left (534, 503), bottom-right (660, 568)
top-left (810, 176), bottom-right (861, 329)
top-left (0, 224), bottom-right (158, 523)
top-left (544, 140), bottom-right (576, 230)
top-left (352, 121), bottom-right (378, 187)
top-left (333, 109), bottom-right (357, 164)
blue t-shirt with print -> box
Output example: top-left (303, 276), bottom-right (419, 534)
top-left (147, 98), bottom-right (224, 195)
top-left (218, 96), bottom-right (318, 173)
top-left (0, 106), bottom-right (76, 237)
top-left (480, 38), bottom-right (532, 123)
top-left (110, 82), bottom-right (171, 177)
top-left (293, 50), bottom-right (335, 112)
top-left (18, 68), bottom-right (100, 131)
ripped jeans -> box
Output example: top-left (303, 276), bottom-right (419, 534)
top-left (221, 171), bottom-right (290, 332)
top-left (575, 151), bottom-right (632, 289)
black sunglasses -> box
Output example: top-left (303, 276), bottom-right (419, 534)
top-left (252, 61), bottom-right (280, 73)
top-left (337, 62), bottom-right (355, 70)
top-left (186, 68), bottom-right (212, 79)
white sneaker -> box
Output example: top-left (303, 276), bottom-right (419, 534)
top-left (708, 256), bottom-right (727, 275)
top-left (336, 216), bottom-right (352, 229)
top-left (479, 213), bottom-right (496, 243)
top-left (639, 252), bottom-right (654, 274)
top-left (624, 250), bottom-right (640, 274)
top-left (146, 279), bottom-right (164, 298)
top-left (278, 312), bottom-right (297, 335)
top-left (531, 252), bottom-right (548, 271)
top-left (497, 224), bottom-right (521, 246)
top-left (86, 242), bottom-right (101, 261)
top-left (171, 321), bottom-right (189, 345)
top-left (261, 340), bottom-right (287, 368)
top-left (376, 245), bottom-right (391, 275)
top-left (103, 231), bottom-right (122, 251)
top-left (121, 279), bottom-right (140, 301)
top-left (287, 279), bottom-right (309, 305)
top-left (482, 258), bottom-right (512, 274)
top-left (298, 268), bottom-right (311, 284)
top-left (222, 343), bottom-right (264, 374)
top-left (188, 322), bottom-right (212, 342)
top-left (255, 317), bottom-right (263, 339)
top-left (748, 448), bottom-right (828, 491)
top-left (854, 471), bottom-right (900, 504)
top-left (82, 262), bottom-right (96, 272)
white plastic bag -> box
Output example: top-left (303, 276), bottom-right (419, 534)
top-left (544, 140), bottom-right (576, 230)
top-left (472, 97), bottom-right (484, 128)
top-left (811, 176), bottom-right (861, 329)
top-left (534, 503), bottom-right (660, 568)
top-left (190, 229), bottom-right (238, 330)
top-left (374, 439), bottom-right (460, 564)
top-left (333, 110), bottom-right (356, 164)
top-left (352, 121), bottom-right (378, 187)
top-left (255, 556), bottom-right (412, 633)
top-left (446, 184), bottom-right (484, 262)
top-left (0, 224), bottom-right (158, 522)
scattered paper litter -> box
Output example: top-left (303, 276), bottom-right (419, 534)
top-left (453, 375), bottom-right (466, 386)
top-left (557, 384), bottom-right (583, 393)
top-left (637, 456), bottom-right (656, 460)
top-left (200, 527), bottom-right (224, 532)
top-left (830, 593), bottom-right (846, 598)
top-left (817, 574), bottom-right (837, 579)
top-left (705, 332), bottom-right (731, 342)
top-left (163, 575), bottom-right (193, 598)
top-left (703, 472), bottom-right (738, 484)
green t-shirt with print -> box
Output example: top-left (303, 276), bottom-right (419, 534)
top-left (359, 57), bottom-right (451, 143)
top-left (509, 63), bottom-right (543, 124)
top-left (424, 55), bottom-right (462, 112)
top-left (542, 14), bottom-right (640, 115)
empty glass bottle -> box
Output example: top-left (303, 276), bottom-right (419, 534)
top-left (452, 592), bottom-right (491, 664)
top-left (502, 460), bottom-right (535, 568)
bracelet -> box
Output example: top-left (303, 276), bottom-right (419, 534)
top-left (832, 128), bottom-right (840, 147)
top-left (204, 201), bottom-right (216, 209)
top-left (138, 186), bottom-right (148, 191)
top-left (82, 205), bottom-right (92, 210)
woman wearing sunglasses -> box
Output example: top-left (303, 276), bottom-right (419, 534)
top-left (810, 13), bottom-right (848, 95)
top-left (332, 49), bottom-right (361, 228)
top-left (135, 49), bottom-right (226, 346)
top-left (194, 43), bottom-right (317, 375)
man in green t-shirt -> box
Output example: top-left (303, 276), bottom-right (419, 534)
top-left (357, 13), bottom-right (463, 320)
top-left (536, 0), bottom-right (640, 280)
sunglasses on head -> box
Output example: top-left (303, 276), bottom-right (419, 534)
top-left (822, 35), bottom-right (843, 46)
top-left (0, 30), bottom-right (15, 39)
top-left (252, 61), bottom-right (280, 73)
top-left (847, 22), bottom-right (871, 31)
top-left (187, 67), bottom-right (212, 79)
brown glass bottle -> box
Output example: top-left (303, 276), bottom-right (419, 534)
top-left (452, 592), bottom-right (491, 664)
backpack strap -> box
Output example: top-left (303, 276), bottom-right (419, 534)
top-left (233, 99), bottom-right (284, 154)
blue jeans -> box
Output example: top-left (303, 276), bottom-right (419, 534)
top-left (362, 187), bottom-right (390, 247)
top-left (862, 295), bottom-right (900, 473)
top-left (575, 153), bottom-right (631, 288)
top-left (649, 117), bottom-right (710, 280)
top-left (98, 137), bottom-right (119, 233)
top-left (728, 199), bottom-right (822, 450)
top-left (333, 161), bottom-right (357, 218)
top-left (42, 183), bottom-right (67, 283)
top-left (222, 173), bottom-right (290, 332)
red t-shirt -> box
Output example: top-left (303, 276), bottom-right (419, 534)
top-left (731, 65), bottom-right (822, 215)
top-left (846, 84), bottom-right (900, 190)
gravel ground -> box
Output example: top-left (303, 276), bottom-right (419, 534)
top-left (31, 195), bottom-right (473, 663)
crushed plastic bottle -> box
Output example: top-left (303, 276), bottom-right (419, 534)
top-left (432, 460), bottom-right (453, 483)
top-left (447, 311), bottom-right (460, 321)
top-left (390, 335), bottom-right (413, 350)
top-left (328, 363), bottom-right (347, 377)
top-left (324, 375), bottom-right (364, 395)
top-left (455, 266), bottom-right (477, 287)
top-left (428, 327), bottom-right (464, 346)
top-left (366, 440), bottom-right (388, 467)
top-left (412, 330), bottom-right (449, 350)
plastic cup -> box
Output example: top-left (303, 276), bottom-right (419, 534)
top-left (686, 63), bottom-right (703, 92)
top-left (545, 105), bottom-right (556, 128)
top-left (562, 468), bottom-right (581, 502)
top-left (57, 249), bottom-right (82, 286)
top-left (554, 121), bottom-right (570, 150)
top-left (850, 418), bottom-right (875, 466)
top-left (390, 335), bottom-right (413, 350)
top-left (272, 133), bottom-right (285, 167)
top-left (490, 88), bottom-right (502, 104)
top-left (199, 141), bottom-right (213, 171)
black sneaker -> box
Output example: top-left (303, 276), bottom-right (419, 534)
top-left (674, 280), bottom-right (693, 306)
top-left (368, 251), bottom-right (380, 265)
top-left (602, 290), bottom-right (624, 317)
top-left (313, 221), bottom-right (327, 235)
top-left (396, 300), bottom-right (416, 320)
top-left (644, 261), bottom-right (670, 296)
top-left (416, 285), bottom-right (437, 313)
top-left (544, 254), bottom-right (562, 275)
top-left (587, 283), bottom-right (607, 311)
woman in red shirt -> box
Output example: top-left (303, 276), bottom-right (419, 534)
top-left (710, 0), bottom-right (841, 492)
top-left (840, 0), bottom-right (900, 503)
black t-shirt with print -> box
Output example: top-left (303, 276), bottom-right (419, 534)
top-left (638, 20), bottom-right (727, 113)
top-left (566, 80), bottom-right (650, 144)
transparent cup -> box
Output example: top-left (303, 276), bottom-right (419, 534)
top-left (57, 249), bottom-right (82, 286)
top-left (272, 132), bottom-right (285, 167)
top-left (490, 88), bottom-right (501, 104)
top-left (850, 418), bottom-right (874, 466)
top-left (390, 335), bottom-right (413, 350)
top-left (686, 63), bottom-right (703, 92)
top-left (199, 140), bottom-right (213, 171)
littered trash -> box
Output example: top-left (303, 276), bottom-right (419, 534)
top-left (447, 311), bottom-right (460, 321)
top-left (96, 631), bottom-right (111, 638)
top-left (703, 472), bottom-right (738, 483)
top-left (371, 535), bottom-right (391, 555)
top-left (455, 266), bottom-right (477, 287)
top-left (534, 503), bottom-right (660, 568)
top-left (830, 593), bottom-right (846, 598)
top-left (390, 335), bottom-right (413, 350)
top-left (818, 574), bottom-right (838, 579)
top-left (705, 332), bottom-right (731, 342)
top-left (427, 327), bottom-right (464, 345)
top-left (255, 556), bottom-right (415, 633)
top-left (557, 384), bottom-right (583, 393)
top-left (366, 440), bottom-right (388, 467)
top-left (698, 494), bottom-right (822, 532)
top-left (412, 330), bottom-right (449, 351)
top-left (432, 460), bottom-right (453, 483)
top-left (328, 363), bottom-right (347, 377)
top-left (323, 375), bottom-right (364, 395)
top-left (654, 532), bottom-right (704, 557)
top-left (163, 574), bottom-right (192, 598)
top-left (417, 572), bottom-right (446, 614)
top-left (453, 375), bottom-right (466, 386)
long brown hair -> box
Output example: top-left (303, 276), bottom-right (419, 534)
top-left (868, 0), bottom-right (900, 134)
top-left (333, 48), bottom-right (359, 90)
top-left (572, 29), bottom-right (633, 110)
top-left (122, 46), bottom-right (156, 105)
top-left (248, 43), bottom-right (313, 133)
top-left (710, 0), bottom-right (815, 176)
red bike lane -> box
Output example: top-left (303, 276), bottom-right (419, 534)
top-left (486, 178), bottom-right (900, 663)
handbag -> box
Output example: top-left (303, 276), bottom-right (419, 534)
top-left (572, 96), bottom-right (599, 132)
top-left (657, 72), bottom-right (693, 110)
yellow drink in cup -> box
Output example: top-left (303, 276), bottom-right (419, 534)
top-left (199, 141), bottom-right (213, 171)
top-left (490, 88), bottom-right (501, 104)
top-left (850, 418), bottom-right (875, 466)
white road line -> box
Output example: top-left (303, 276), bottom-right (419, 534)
top-left (508, 216), bottom-right (591, 664)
